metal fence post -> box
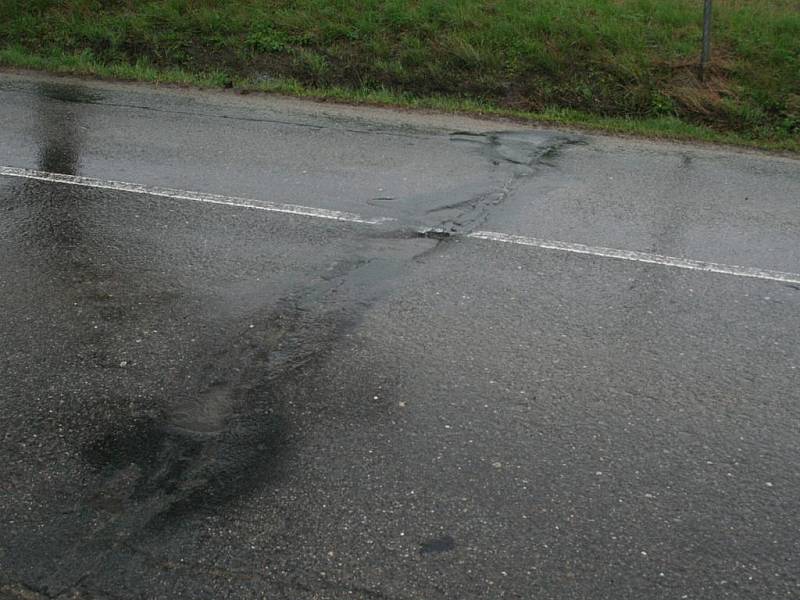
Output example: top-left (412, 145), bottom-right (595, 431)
top-left (700, 0), bottom-right (713, 81)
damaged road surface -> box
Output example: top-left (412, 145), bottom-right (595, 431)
top-left (1, 73), bottom-right (800, 600)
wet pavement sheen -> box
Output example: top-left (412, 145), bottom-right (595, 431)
top-left (1, 74), bottom-right (800, 600)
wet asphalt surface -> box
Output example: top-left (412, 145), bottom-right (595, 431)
top-left (1, 72), bottom-right (800, 600)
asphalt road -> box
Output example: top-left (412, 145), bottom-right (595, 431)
top-left (1, 72), bottom-right (799, 600)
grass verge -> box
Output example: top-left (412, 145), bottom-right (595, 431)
top-left (1, 1), bottom-right (798, 152)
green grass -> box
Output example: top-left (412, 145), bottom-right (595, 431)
top-left (1, 1), bottom-right (798, 151)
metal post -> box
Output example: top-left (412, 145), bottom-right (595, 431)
top-left (700, 0), bottom-right (713, 81)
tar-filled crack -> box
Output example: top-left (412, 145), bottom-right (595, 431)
top-left (429, 175), bottom-right (515, 235)
top-left (411, 131), bottom-right (585, 245)
top-left (417, 227), bottom-right (452, 240)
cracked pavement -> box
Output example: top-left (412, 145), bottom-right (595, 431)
top-left (1, 72), bottom-right (800, 600)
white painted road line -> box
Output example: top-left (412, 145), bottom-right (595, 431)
top-left (0, 166), bottom-right (392, 225)
top-left (469, 231), bottom-right (800, 285)
top-left (3, 165), bottom-right (798, 285)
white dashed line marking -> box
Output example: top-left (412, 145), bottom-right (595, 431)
top-left (0, 165), bottom-right (392, 225)
top-left (3, 165), bottom-right (797, 285)
top-left (468, 231), bottom-right (800, 285)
